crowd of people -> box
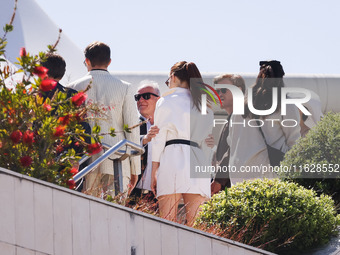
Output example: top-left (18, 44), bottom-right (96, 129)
top-left (42, 41), bottom-right (323, 226)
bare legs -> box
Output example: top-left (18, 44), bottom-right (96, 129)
top-left (182, 193), bottom-right (207, 226)
top-left (158, 193), bottom-right (181, 222)
top-left (158, 193), bottom-right (207, 227)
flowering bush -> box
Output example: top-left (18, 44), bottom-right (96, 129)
top-left (0, 11), bottom-right (111, 189)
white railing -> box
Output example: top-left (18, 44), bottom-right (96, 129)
top-left (73, 139), bottom-right (144, 195)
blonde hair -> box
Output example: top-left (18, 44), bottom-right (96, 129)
top-left (214, 74), bottom-right (246, 93)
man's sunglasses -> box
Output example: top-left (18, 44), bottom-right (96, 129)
top-left (134, 92), bottom-right (159, 101)
top-left (216, 88), bottom-right (228, 94)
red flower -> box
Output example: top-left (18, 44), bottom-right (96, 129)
top-left (0, 140), bottom-right (2, 149)
top-left (20, 156), bottom-right (33, 167)
top-left (20, 47), bottom-right (27, 57)
top-left (70, 167), bottom-right (78, 176)
top-left (54, 125), bottom-right (65, 137)
top-left (23, 130), bottom-right (34, 144)
top-left (58, 115), bottom-right (70, 125)
top-left (40, 79), bottom-right (57, 92)
top-left (72, 92), bottom-right (87, 106)
top-left (10, 130), bottom-right (22, 144)
top-left (43, 103), bottom-right (52, 111)
top-left (67, 179), bottom-right (76, 189)
top-left (33, 66), bottom-right (48, 79)
top-left (56, 144), bottom-right (64, 154)
top-left (86, 143), bottom-right (102, 155)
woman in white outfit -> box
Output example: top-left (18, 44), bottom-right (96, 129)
top-left (228, 60), bottom-right (301, 185)
top-left (151, 61), bottom-right (213, 226)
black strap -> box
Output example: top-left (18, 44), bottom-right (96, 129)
top-left (256, 117), bottom-right (284, 146)
top-left (255, 120), bottom-right (268, 145)
top-left (165, 139), bottom-right (199, 148)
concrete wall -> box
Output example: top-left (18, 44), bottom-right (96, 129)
top-left (0, 167), bottom-right (275, 255)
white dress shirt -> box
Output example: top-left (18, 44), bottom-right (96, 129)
top-left (136, 120), bottom-right (152, 191)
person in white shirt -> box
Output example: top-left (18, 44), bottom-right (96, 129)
top-left (130, 81), bottom-right (160, 200)
top-left (228, 60), bottom-right (301, 185)
top-left (68, 41), bottom-right (140, 197)
top-left (151, 61), bottom-right (214, 226)
top-left (210, 74), bottom-right (246, 195)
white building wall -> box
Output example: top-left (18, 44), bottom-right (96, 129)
top-left (112, 72), bottom-right (340, 114)
top-left (0, 167), bottom-right (275, 255)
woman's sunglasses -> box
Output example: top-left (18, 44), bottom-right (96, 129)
top-left (134, 92), bottom-right (159, 101)
top-left (165, 74), bottom-right (174, 87)
top-left (165, 77), bottom-right (170, 86)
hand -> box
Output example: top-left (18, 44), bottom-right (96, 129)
top-left (128, 174), bottom-right (138, 195)
top-left (143, 125), bottom-right (159, 145)
top-left (205, 134), bottom-right (215, 148)
top-left (211, 181), bottom-right (222, 195)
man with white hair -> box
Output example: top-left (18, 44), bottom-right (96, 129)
top-left (130, 80), bottom-right (160, 199)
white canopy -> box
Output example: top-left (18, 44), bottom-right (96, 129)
top-left (0, 0), bottom-right (86, 84)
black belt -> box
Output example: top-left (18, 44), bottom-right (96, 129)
top-left (165, 139), bottom-right (199, 148)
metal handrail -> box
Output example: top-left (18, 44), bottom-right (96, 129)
top-left (77, 142), bottom-right (137, 166)
top-left (73, 139), bottom-right (144, 183)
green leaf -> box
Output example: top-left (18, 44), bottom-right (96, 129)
top-left (3, 24), bottom-right (13, 33)
top-left (110, 128), bottom-right (116, 137)
top-left (0, 41), bottom-right (7, 50)
top-left (92, 125), bottom-right (101, 134)
top-left (123, 124), bottom-right (131, 133)
top-left (0, 129), bottom-right (8, 135)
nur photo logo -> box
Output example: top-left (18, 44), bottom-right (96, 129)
top-left (199, 81), bottom-right (313, 128)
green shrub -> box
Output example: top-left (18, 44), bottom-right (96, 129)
top-left (280, 112), bottom-right (340, 205)
top-left (196, 178), bottom-right (340, 253)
